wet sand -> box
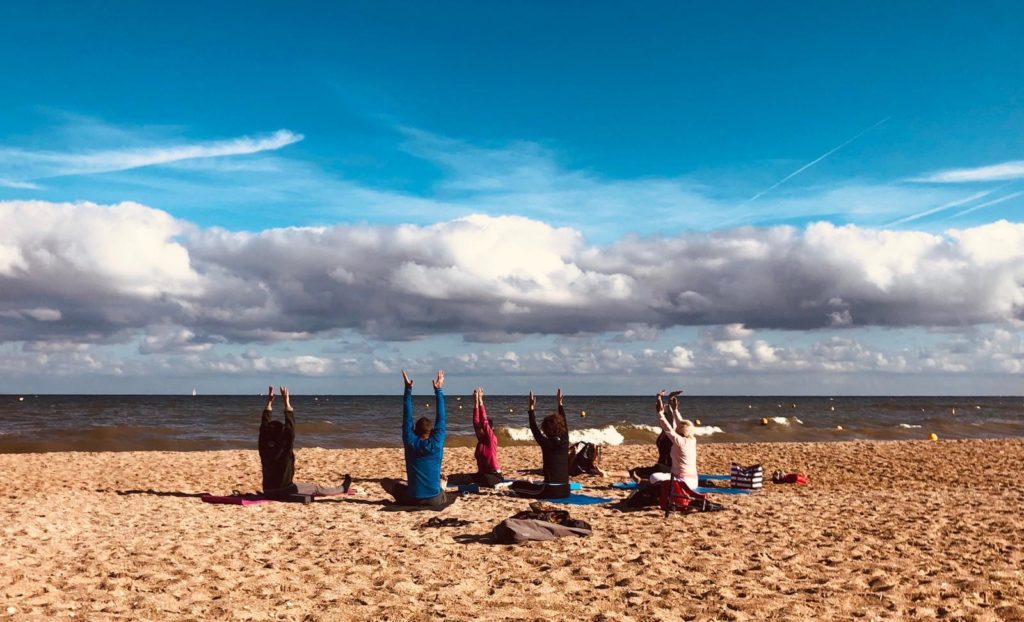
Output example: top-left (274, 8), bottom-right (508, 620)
top-left (1, 439), bottom-right (1023, 621)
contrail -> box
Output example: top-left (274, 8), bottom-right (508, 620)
top-left (951, 190), bottom-right (1023, 218)
top-left (746, 117), bottom-right (890, 203)
top-left (884, 190), bottom-right (993, 227)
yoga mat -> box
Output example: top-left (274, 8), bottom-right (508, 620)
top-left (446, 481), bottom-right (517, 494)
top-left (532, 481), bottom-right (582, 491)
top-left (201, 494), bottom-right (273, 506)
top-left (541, 493), bottom-right (613, 506)
top-left (201, 490), bottom-right (357, 505)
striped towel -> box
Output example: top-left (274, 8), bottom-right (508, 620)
top-left (730, 463), bottom-right (763, 489)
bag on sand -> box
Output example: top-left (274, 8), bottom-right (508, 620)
top-left (730, 463), bottom-right (764, 489)
top-left (492, 518), bottom-right (593, 544)
top-left (657, 479), bottom-right (723, 516)
top-left (771, 471), bottom-right (808, 485)
top-left (492, 502), bottom-right (593, 544)
top-left (568, 441), bottom-right (604, 476)
top-left (621, 483), bottom-right (661, 509)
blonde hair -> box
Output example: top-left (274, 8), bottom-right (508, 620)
top-left (677, 419), bottom-right (695, 439)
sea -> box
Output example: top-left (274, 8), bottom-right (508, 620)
top-left (2, 394), bottom-right (1023, 453)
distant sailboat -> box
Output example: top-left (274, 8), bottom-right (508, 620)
top-left (192, 388), bottom-right (197, 397)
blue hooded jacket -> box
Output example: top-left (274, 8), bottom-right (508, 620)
top-left (402, 387), bottom-right (446, 499)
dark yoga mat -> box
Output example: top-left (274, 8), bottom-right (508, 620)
top-left (201, 493), bottom-right (313, 505)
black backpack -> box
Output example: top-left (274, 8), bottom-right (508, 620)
top-left (568, 441), bottom-right (603, 476)
top-left (620, 483), bottom-right (661, 509)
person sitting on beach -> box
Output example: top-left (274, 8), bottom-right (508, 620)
top-left (650, 390), bottom-right (699, 490)
top-left (380, 369), bottom-right (449, 506)
top-left (451, 386), bottom-right (504, 487)
top-left (509, 389), bottom-right (571, 499)
top-left (628, 423), bottom-right (675, 483)
top-left (259, 385), bottom-right (351, 499)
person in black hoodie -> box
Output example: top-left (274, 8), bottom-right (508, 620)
top-left (510, 388), bottom-right (571, 499)
top-left (258, 385), bottom-right (350, 499)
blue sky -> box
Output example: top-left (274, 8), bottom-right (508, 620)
top-left (1, 2), bottom-right (1023, 393)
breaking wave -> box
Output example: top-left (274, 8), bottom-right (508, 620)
top-left (498, 422), bottom-right (724, 446)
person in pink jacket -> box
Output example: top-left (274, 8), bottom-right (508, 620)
top-left (470, 386), bottom-right (504, 487)
top-left (446, 386), bottom-right (505, 489)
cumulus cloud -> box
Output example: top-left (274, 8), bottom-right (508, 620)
top-left (2, 201), bottom-right (1024, 353)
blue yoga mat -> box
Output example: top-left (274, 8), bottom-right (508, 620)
top-left (540, 493), bottom-right (613, 505)
top-left (531, 481), bottom-right (581, 491)
top-left (451, 481), bottom-right (582, 494)
top-left (701, 474), bottom-right (731, 481)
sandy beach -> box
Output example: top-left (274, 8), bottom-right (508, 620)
top-left (2, 439), bottom-right (1023, 621)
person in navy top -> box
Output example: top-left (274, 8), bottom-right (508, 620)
top-left (381, 369), bottom-right (448, 506)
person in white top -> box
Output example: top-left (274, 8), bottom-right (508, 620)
top-left (651, 390), bottom-right (699, 490)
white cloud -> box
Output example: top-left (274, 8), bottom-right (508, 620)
top-left (0, 178), bottom-right (42, 190)
top-left (668, 346), bottom-right (695, 370)
top-left (3, 201), bottom-right (1024, 352)
top-left (913, 160), bottom-right (1024, 183)
top-left (0, 200), bottom-right (199, 296)
top-left (0, 129), bottom-right (303, 185)
top-left (139, 326), bottom-right (212, 354)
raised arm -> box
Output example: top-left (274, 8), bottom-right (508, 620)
top-left (472, 387), bottom-right (490, 435)
top-left (281, 386), bottom-right (295, 434)
top-left (556, 387), bottom-right (567, 433)
top-left (261, 384), bottom-right (274, 426)
top-left (656, 390), bottom-right (682, 443)
top-left (669, 391), bottom-right (684, 428)
top-left (478, 388), bottom-right (491, 435)
top-left (527, 391), bottom-right (543, 443)
top-left (432, 370), bottom-right (446, 440)
top-left (401, 370), bottom-right (415, 446)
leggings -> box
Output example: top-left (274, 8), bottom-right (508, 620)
top-left (472, 472), bottom-right (505, 487)
top-left (446, 472), bottom-right (505, 488)
top-left (380, 478), bottom-right (448, 506)
top-left (509, 480), bottom-right (570, 499)
top-left (649, 472), bottom-right (699, 491)
top-left (630, 463), bottom-right (671, 481)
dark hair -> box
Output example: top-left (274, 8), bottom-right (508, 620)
top-left (267, 420), bottom-right (285, 436)
top-left (414, 417), bottom-right (433, 439)
top-left (541, 413), bottom-right (566, 439)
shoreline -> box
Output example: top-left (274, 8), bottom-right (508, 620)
top-left (2, 439), bottom-right (1023, 620)
top-left (3, 434), bottom-right (1021, 456)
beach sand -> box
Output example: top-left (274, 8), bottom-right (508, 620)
top-left (2, 439), bottom-right (1023, 621)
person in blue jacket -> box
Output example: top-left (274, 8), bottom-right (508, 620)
top-left (381, 369), bottom-right (448, 506)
